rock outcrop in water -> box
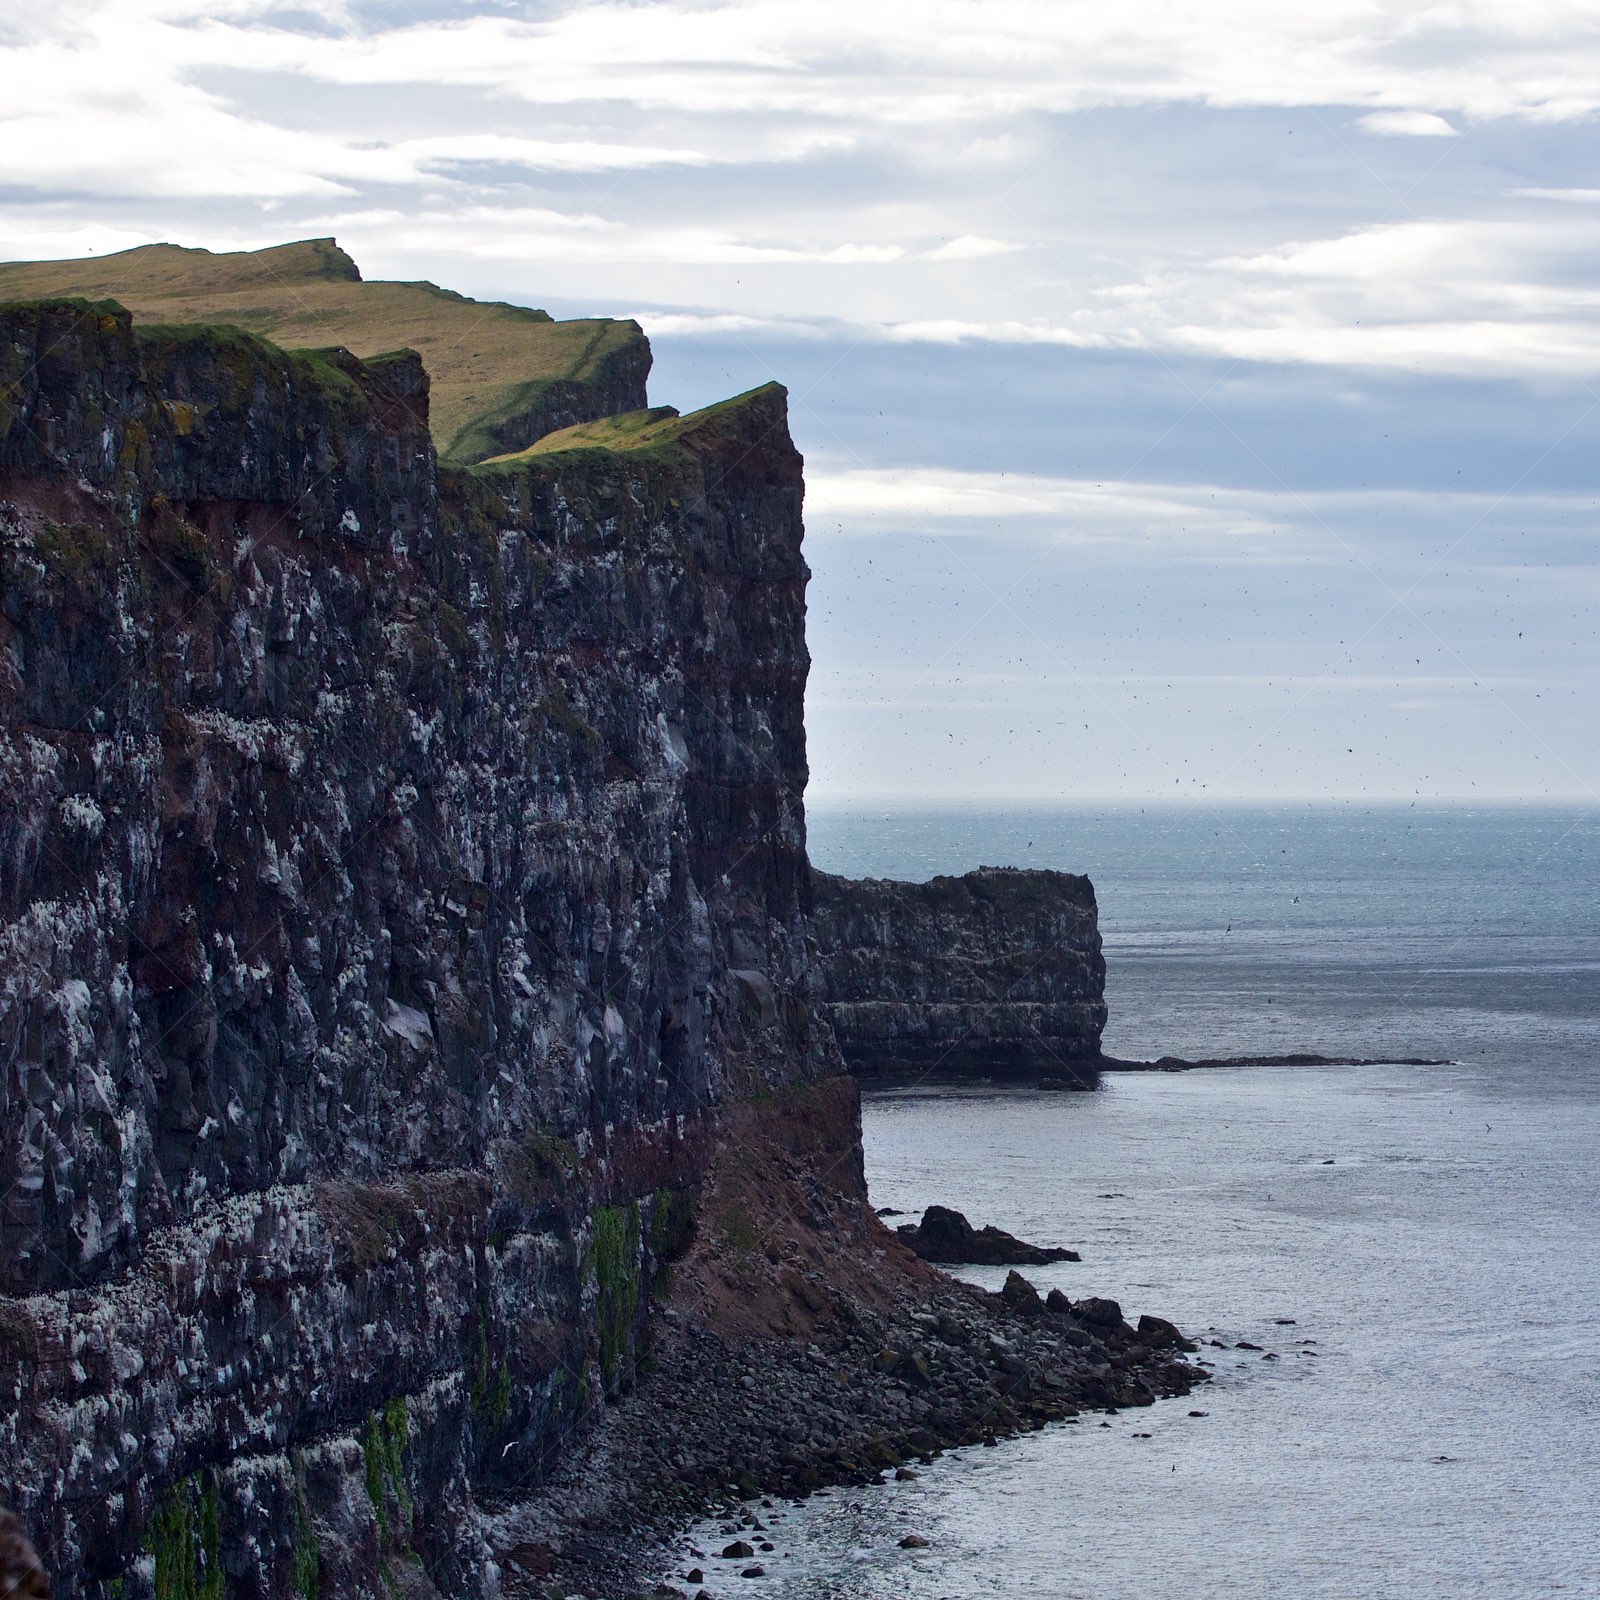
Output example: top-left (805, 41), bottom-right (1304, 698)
top-left (810, 867), bottom-right (1107, 1081)
top-left (895, 1205), bottom-right (1081, 1265)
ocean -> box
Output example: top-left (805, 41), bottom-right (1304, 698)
top-left (668, 802), bottom-right (1600, 1598)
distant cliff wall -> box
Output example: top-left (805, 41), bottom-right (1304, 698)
top-left (0, 298), bottom-right (842, 1596)
top-left (810, 867), bottom-right (1107, 1079)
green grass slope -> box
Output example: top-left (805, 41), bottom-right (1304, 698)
top-left (479, 385), bottom-right (791, 470)
top-left (0, 238), bottom-right (649, 465)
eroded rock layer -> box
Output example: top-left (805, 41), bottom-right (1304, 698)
top-left (0, 296), bottom-right (834, 1595)
top-left (810, 867), bottom-right (1107, 1080)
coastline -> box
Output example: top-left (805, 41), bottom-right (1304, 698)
top-left (489, 1099), bottom-right (1203, 1599)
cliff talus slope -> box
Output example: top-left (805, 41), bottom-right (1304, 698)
top-left (0, 291), bottom-right (837, 1595)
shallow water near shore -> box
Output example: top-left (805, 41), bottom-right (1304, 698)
top-left (664, 804), bottom-right (1600, 1597)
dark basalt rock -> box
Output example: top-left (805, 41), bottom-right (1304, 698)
top-left (1068, 1296), bottom-right (1128, 1333)
top-left (1137, 1313), bottom-right (1198, 1352)
top-left (1100, 1052), bottom-right (1450, 1072)
top-left (0, 292), bottom-right (834, 1594)
top-left (810, 867), bottom-right (1106, 1080)
top-left (999, 1270), bottom-right (1045, 1315)
top-left (896, 1205), bottom-right (1081, 1265)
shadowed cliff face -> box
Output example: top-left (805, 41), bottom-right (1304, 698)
top-left (810, 867), bottom-right (1108, 1081)
top-left (0, 296), bottom-right (840, 1593)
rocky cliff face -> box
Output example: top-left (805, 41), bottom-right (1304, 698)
top-left (0, 296), bottom-right (841, 1595)
top-left (810, 867), bottom-right (1107, 1080)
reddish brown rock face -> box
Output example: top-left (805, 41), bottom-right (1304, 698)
top-left (0, 297), bottom-right (841, 1594)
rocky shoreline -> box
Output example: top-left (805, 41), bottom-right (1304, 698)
top-left (483, 1110), bottom-right (1203, 1600)
top-left (493, 1275), bottom-right (1201, 1599)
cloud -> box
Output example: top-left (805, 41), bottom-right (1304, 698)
top-left (1158, 217), bottom-right (1600, 374)
top-left (1516, 186), bottom-right (1600, 202)
top-left (805, 465), bottom-right (1600, 555)
top-left (395, 133), bottom-right (720, 173)
top-left (807, 467), bottom-right (1269, 534)
top-left (738, 215), bottom-right (1600, 376)
top-left (634, 311), bottom-right (804, 338)
top-left (7, 1), bottom-right (1600, 210)
top-left (135, 2), bottom-right (1600, 125)
top-left (5, 2), bottom-right (1600, 387)
top-left (880, 318), bottom-right (1119, 347)
top-left (925, 235), bottom-right (1024, 261)
top-left (1357, 110), bottom-right (1459, 136)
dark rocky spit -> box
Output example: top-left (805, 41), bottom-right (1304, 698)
top-left (1100, 1052), bottom-right (1450, 1072)
top-left (508, 1291), bottom-right (1200, 1600)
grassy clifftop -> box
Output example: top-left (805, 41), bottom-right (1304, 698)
top-left (479, 384), bottom-right (793, 470)
top-left (0, 237), bottom-right (649, 465)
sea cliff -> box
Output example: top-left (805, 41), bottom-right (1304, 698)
top-left (0, 274), bottom-right (839, 1591)
top-left (811, 867), bottom-right (1107, 1082)
top-left (0, 244), bottom-right (1194, 1599)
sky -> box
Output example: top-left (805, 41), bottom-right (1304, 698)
top-left (3, 1), bottom-right (1598, 801)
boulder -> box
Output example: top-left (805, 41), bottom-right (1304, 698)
top-left (1070, 1296), bottom-right (1126, 1333)
top-left (1137, 1313), bottom-right (1197, 1352)
top-left (1000, 1271), bottom-right (1045, 1316)
top-left (896, 1206), bottom-right (1080, 1265)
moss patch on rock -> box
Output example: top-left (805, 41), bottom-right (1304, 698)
top-left (589, 1203), bottom-right (641, 1388)
top-left (147, 1474), bottom-right (223, 1600)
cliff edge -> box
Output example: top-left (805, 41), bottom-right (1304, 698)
top-left (0, 239), bottom-right (650, 465)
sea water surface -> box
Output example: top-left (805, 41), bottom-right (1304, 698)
top-left (669, 803), bottom-right (1600, 1598)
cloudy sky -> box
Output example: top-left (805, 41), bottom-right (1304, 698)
top-left (4, 0), bottom-right (1599, 800)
